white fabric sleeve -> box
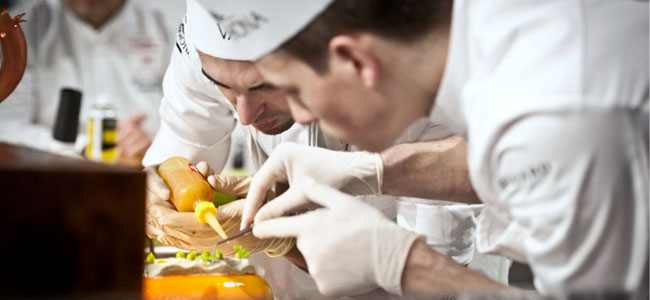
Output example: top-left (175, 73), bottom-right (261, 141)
top-left (143, 17), bottom-right (236, 170)
top-left (485, 111), bottom-right (648, 297)
top-left (394, 118), bottom-right (486, 267)
top-left (405, 118), bottom-right (456, 142)
top-left (0, 68), bottom-right (53, 151)
top-left (241, 126), bottom-right (269, 172)
top-left (389, 118), bottom-right (457, 146)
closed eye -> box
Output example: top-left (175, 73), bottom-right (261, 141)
top-left (201, 68), bottom-right (231, 89)
top-left (285, 87), bottom-right (299, 96)
top-left (249, 83), bottom-right (279, 91)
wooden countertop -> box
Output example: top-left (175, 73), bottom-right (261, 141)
top-left (0, 142), bottom-right (146, 298)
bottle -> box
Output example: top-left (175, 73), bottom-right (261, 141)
top-left (158, 156), bottom-right (228, 239)
top-left (50, 88), bottom-right (82, 157)
top-left (85, 95), bottom-right (117, 164)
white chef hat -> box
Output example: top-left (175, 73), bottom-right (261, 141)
top-left (186, 0), bottom-right (334, 61)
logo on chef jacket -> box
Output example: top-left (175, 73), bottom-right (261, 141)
top-left (498, 162), bottom-right (550, 190)
top-left (210, 11), bottom-right (269, 41)
top-left (126, 36), bottom-right (165, 91)
top-left (176, 16), bottom-right (190, 55)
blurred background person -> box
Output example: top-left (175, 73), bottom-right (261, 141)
top-left (0, 0), bottom-right (184, 166)
top-left (0, 0), bottom-right (19, 9)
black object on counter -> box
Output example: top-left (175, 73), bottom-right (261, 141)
top-left (52, 88), bottom-right (82, 143)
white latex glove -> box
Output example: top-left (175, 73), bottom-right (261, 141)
top-left (253, 177), bottom-right (419, 297)
top-left (242, 142), bottom-right (383, 229)
top-left (144, 161), bottom-right (294, 256)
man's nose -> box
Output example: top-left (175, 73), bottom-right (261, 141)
top-left (236, 93), bottom-right (263, 125)
top-left (288, 98), bottom-right (316, 125)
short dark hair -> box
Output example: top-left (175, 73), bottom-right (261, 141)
top-left (278, 0), bottom-right (453, 72)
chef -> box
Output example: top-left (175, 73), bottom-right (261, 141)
top-left (142, 1), bottom-right (510, 298)
top-left (184, 0), bottom-right (649, 298)
top-left (0, 0), bottom-right (183, 163)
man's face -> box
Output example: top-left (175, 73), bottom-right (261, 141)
top-left (255, 50), bottom-right (428, 152)
top-left (198, 51), bottom-right (294, 135)
top-left (62, 0), bottom-right (125, 27)
top-left (255, 32), bottom-right (448, 152)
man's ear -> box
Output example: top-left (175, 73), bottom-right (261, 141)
top-left (328, 35), bottom-right (379, 88)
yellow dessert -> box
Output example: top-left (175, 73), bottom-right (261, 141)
top-left (144, 274), bottom-right (272, 300)
top-left (143, 253), bottom-right (272, 300)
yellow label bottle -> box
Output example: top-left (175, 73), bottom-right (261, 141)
top-left (85, 96), bottom-right (117, 164)
top-left (157, 156), bottom-right (214, 212)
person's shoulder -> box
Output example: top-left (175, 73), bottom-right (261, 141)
top-left (467, 112), bottom-right (588, 201)
top-left (174, 15), bottom-right (192, 58)
top-left (132, 0), bottom-right (185, 27)
top-left (163, 13), bottom-right (201, 81)
top-left (15, 0), bottom-right (57, 22)
top-left (11, 0), bottom-right (60, 53)
top-left (11, 0), bottom-right (49, 13)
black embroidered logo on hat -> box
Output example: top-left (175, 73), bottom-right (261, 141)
top-left (211, 11), bottom-right (269, 41)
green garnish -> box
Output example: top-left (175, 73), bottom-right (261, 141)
top-left (201, 250), bottom-right (211, 261)
top-left (146, 252), bottom-right (156, 264)
top-left (175, 251), bottom-right (186, 259)
top-left (213, 191), bottom-right (238, 207)
top-left (187, 251), bottom-right (197, 261)
top-left (214, 250), bottom-right (223, 260)
top-left (233, 245), bottom-right (250, 259)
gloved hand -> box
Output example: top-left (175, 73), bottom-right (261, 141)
top-left (144, 162), bottom-right (295, 256)
top-left (242, 142), bottom-right (383, 229)
top-left (253, 177), bottom-right (420, 297)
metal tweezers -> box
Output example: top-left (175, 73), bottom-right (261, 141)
top-left (212, 223), bottom-right (254, 253)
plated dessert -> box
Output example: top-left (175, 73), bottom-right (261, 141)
top-left (143, 247), bottom-right (272, 300)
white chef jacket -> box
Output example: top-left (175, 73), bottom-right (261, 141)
top-left (0, 0), bottom-right (182, 150)
top-left (432, 0), bottom-right (649, 297)
top-left (143, 14), bottom-right (508, 299)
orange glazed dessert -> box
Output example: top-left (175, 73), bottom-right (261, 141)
top-left (143, 252), bottom-right (272, 300)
